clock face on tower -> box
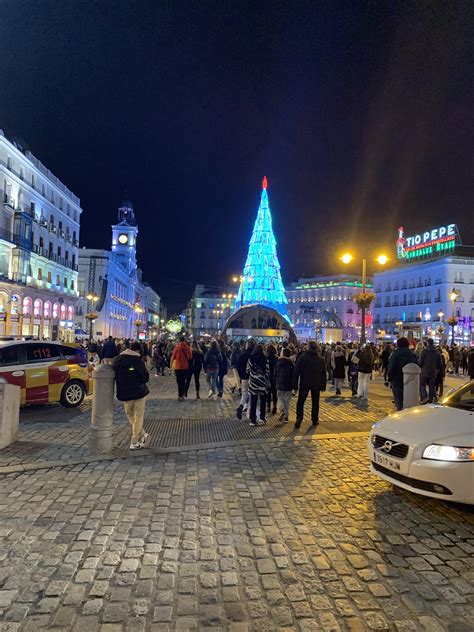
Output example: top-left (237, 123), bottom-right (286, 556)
top-left (118, 234), bottom-right (128, 245)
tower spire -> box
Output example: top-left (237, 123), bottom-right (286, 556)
top-left (236, 177), bottom-right (288, 318)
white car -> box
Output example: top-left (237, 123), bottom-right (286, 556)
top-left (368, 380), bottom-right (474, 505)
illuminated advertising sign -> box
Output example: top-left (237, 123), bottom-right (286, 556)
top-left (396, 224), bottom-right (460, 261)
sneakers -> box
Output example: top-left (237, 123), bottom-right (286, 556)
top-left (140, 432), bottom-right (149, 447)
top-left (294, 421), bottom-right (302, 429)
top-left (236, 405), bottom-right (243, 420)
top-left (249, 419), bottom-right (265, 426)
top-left (129, 442), bottom-right (142, 450)
top-left (278, 411), bottom-right (286, 422)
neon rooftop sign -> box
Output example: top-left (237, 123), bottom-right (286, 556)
top-left (396, 224), bottom-right (461, 261)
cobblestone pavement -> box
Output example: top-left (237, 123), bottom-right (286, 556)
top-left (0, 374), bottom-right (410, 471)
top-left (0, 436), bottom-right (473, 631)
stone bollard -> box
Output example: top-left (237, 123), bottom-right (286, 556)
top-left (0, 382), bottom-right (21, 449)
top-left (89, 363), bottom-right (115, 454)
top-left (402, 363), bottom-right (421, 409)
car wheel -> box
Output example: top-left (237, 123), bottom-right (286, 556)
top-left (60, 380), bottom-right (86, 408)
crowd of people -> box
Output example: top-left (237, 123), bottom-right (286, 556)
top-left (83, 335), bottom-right (474, 449)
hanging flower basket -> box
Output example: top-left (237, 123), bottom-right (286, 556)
top-left (134, 319), bottom-right (143, 328)
top-left (446, 316), bottom-right (457, 327)
top-left (436, 326), bottom-right (445, 334)
top-left (354, 292), bottom-right (375, 309)
top-left (85, 312), bottom-right (98, 321)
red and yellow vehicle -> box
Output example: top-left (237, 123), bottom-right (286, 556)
top-left (0, 341), bottom-right (93, 407)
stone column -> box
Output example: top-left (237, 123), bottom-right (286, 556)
top-left (89, 363), bottom-right (115, 454)
top-left (0, 383), bottom-right (21, 449)
top-left (402, 363), bottom-right (421, 409)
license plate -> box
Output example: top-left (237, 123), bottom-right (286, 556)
top-left (373, 450), bottom-right (401, 472)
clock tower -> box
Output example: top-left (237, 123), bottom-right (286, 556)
top-left (111, 199), bottom-right (138, 275)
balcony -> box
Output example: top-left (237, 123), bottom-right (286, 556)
top-left (49, 224), bottom-right (57, 234)
top-left (434, 279), bottom-right (442, 285)
top-left (408, 300), bottom-right (415, 305)
top-left (39, 217), bottom-right (48, 228)
top-left (58, 229), bottom-right (65, 238)
top-left (72, 238), bottom-right (79, 247)
top-left (399, 300), bottom-right (407, 306)
top-left (3, 196), bottom-right (15, 209)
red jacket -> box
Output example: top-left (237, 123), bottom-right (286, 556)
top-left (172, 342), bottom-right (192, 370)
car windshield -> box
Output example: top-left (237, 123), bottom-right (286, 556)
top-left (441, 381), bottom-right (474, 412)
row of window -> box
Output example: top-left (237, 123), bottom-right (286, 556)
top-left (0, 296), bottom-right (75, 320)
top-left (4, 158), bottom-right (79, 221)
top-left (34, 268), bottom-right (75, 290)
top-left (376, 274), bottom-right (474, 293)
top-left (287, 295), bottom-right (354, 303)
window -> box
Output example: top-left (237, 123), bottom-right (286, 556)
top-left (47, 271), bottom-right (52, 283)
top-left (30, 202), bottom-right (35, 214)
top-left (57, 246), bottom-right (61, 257)
top-left (0, 345), bottom-right (19, 366)
top-left (53, 303), bottom-right (59, 318)
top-left (25, 343), bottom-right (60, 364)
top-left (56, 275), bottom-right (60, 285)
top-left (32, 174), bottom-right (35, 189)
top-left (44, 301), bottom-right (51, 318)
top-left (65, 251), bottom-right (69, 261)
top-left (39, 236), bottom-right (44, 248)
top-left (67, 305), bottom-right (74, 320)
top-left (70, 279), bottom-right (75, 290)
top-left (37, 268), bottom-right (42, 281)
top-left (59, 198), bottom-right (63, 210)
top-left (23, 297), bottom-right (32, 316)
top-left (59, 221), bottom-right (63, 230)
top-left (33, 299), bottom-right (42, 316)
top-left (60, 304), bottom-right (66, 319)
top-left (6, 156), bottom-right (12, 170)
top-left (64, 277), bottom-right (68, 288)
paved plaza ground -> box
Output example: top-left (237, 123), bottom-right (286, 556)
top-left (0, 373), bottom-right (473, 631)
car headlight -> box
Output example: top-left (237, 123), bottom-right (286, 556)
top-left (423, 444), bottom-right (474, 462)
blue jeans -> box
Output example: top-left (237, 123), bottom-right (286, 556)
top-left (392, 385), bottom-right (404, 411)
top-left (217, 374), bottom-right (225, 395)
top-left (206, 371), bottom-right (218, 395)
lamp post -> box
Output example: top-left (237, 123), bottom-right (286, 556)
top-left (134, 303), bottom-right (143, 340)
top-left (447, 289), bottom-right (458, 345)
top-left (395, 320), bottom-right (403, 337)
top-left (85, 291), bottom-right (99, 341)
top-left (232, 275), bottom-right (254, 309)
top-left (340, 253), bottom-right (388, 344)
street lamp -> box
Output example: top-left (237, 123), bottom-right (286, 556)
top-left (447, 289), bottom-right (458, 345)
top-left (134, 303), bottom-right (143, 340)
top-left (85, 291), bottom-right (99, 341)
top-left (340, 252), bottom-right (389, 344)
top-left (395, 320), bottom-right (403, 337)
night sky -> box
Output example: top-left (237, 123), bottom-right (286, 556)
top-left (1, 1), bottom-right (473, 312)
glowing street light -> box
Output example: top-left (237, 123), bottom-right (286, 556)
top-left (448, 288), bottom-right (459, 345)
top-left (340, 252), bottom-right (389, 344)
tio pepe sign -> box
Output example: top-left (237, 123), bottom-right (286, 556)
top-left (396, 224), bottom-right (459, 261)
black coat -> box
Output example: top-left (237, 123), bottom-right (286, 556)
top-left (387, 347), bottom-right (417, 388)
top-left (419, 346), bottom-right (442, 378)
top-left (114, 351), bottom-right (150, 401)
top-left (267, 354), bottom-right (278, 386)
top-left (332, 352), bottom-right (346, 379)
top-left (274, 357), bottom-right (295, 391)
top-left (293, 351), bottom-right (327, 391)
top-left (236, 350), bottom-right (252, 380)
top-left (101, 339), bottom-right (118, 359)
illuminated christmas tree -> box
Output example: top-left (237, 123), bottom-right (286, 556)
top-left (236, 177), bottom-right (289, 319)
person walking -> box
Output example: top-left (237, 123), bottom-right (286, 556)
top-left (292, 340), bottom-right (326, 429)
top-left (171, 336), bottom-right (192, 401)
top-left (387, 337), bottom-right (417, 411)
top-left (204, 340), bottom-right (221, 399)
top-left (217, 340), bottom-right (229, 398)
top-left (266, 344), bottom-right (278, 415)
top-left (419, 338), bottom-right (442, 404)
top-left (467, 347), bottom-right (474, 379)
top-left (356, 344), bottom-right (374, 401)
top-left (380, 343), bottom-right (392, 385)
top-left (230, 342), bottom-right (241, 394)
top-left (114, 341), bottom-right (150, 450)
top-left (348, 343), bottom-right (360, 395)
top-left (274, 347), bottom-right (294, 422)
top-left (435, 346), bottom-right (447, 401)
top-left (247, 344), bottom-right (270, 426)
top-left (153, 343), bottom-right (165, 376)
top-left (332, 345), bottom-right (346, 396)
top-left (100, 336), bottom-right (119, 365)
top-left (185, 341), bottom-right (204, 399)
top-left (236, 340), bottom-right (255, 419)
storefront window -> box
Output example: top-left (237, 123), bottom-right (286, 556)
top-left (44, 301), bottom-right (51, 318)
top-left (23, 297), bottom-right (32, 317)
top-left (53, 303), bottom-right (59, 319)
top-left (34, 299), bottom-right (42, 317)
top-left (60, 304), bottom-right (66, 319)
top-left (67, 305), bottom-right (74, 320)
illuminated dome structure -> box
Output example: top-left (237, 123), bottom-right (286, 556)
top-left (236, 177), bottom-right (289, 319)
top-left (222, 304), bottom-right (297, 345)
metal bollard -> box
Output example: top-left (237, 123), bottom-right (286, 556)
top-left (89, 363), bottom-right (115, 454)
top-left (0, 382), bottom-right (21, 449)
top-left (402, 363), bottom-right (421, 409)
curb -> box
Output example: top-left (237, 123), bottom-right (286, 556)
top-left (0, 431), bottom-right (370, 475)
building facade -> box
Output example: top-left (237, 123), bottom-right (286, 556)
top-left (77, 200), bottom-right (161, 340)
top-left (184, 285), bottom-right (236, 338)
top-left (286, 275), bottom-right (373, 342)
top-left (0, 130), bottom-right (81, 341)
top-left (373, 255), bottom-right (474, 345)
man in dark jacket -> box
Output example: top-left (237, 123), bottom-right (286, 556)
top-left (419, 338), bottom-right (442, 404)
top-left (275, 348), bottom-right (294, 422)
top-left (387, 337), bottom-right (417, 410)
top-left (101, 336), bottom-right (119, 364)
top-left (292, 341), bottom-right (326, 429)
top-left (236, 340), bottom-right (255, 420)
top-left (114, 341), bottom-right (150, 449)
